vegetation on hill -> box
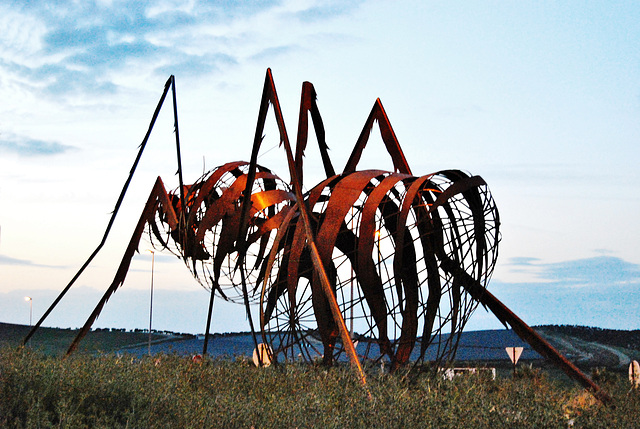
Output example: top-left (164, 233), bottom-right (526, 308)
top-left (0, 322), bottom-right (191, 356)
top-left (537, 325), bottom-right (640, 351)
top-left (4, 322), bottom-right (639, 367)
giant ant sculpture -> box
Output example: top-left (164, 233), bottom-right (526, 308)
top-left (23, 69), bottom-right (610, 403)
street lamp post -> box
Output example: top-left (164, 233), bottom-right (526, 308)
top-left (147, 250), bottom-right (155, 356)
top-left (24, 297), bottom-right (32, 326)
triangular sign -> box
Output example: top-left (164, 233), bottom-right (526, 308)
top-left (505, 347), bottom-right (524, 364)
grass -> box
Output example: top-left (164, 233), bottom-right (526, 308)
top-left (1, 347), bottom-right (639, 428)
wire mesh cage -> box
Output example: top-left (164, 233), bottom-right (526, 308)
top-left (260, 169), bottom-right (499, 367)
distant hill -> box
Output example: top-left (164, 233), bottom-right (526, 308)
top-left (0, 322), bottom-right (192, 356)
top-left (115, 329), bottom-right (542, 362)
top-left (2, 322), bottom-right (638, 368)
top-left (535, 324), bottom-right (640, 369)
top-left (536, 325), bottom-right (640, 351)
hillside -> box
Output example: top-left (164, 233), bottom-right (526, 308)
top-left (537, 324), bottom-right (640, 351)
top-left (2, 322), bottom-right (638, 369)
top-left (535, 325), bottom-right (640, 369)
top-left (0, 322), bottom-right (190, 356)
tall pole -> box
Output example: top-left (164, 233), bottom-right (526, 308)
top-left (349, 208), bottom-right (354, 339)
top-left (23, 296), bottom-right (32, 347)
top-left (25, 297), bottom-right (32, 326)
top-left (147, 250), bottom-right (155, 356)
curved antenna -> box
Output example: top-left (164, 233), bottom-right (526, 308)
top-left (22, 76), bottom-right (183, 347)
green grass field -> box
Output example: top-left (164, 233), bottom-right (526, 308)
top-left (2, 346), bottom-right (639, 428)
top-left (3, 323), bottom-right (640, 427)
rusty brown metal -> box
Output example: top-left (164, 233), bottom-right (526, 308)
top-left (28, 69), bottom-right (609, 404)
top-left (444, 263), bottom-right (612, 404)
top-left (295, 81), bottom-right (335, 187)
top-left (241, 69), bottom-right (367, 384)
top-left (343, 99), bottom-right (411, 176)
top-left (147, 162), bottom-right (295, 303)
top-left (67, 177), bottom-right (175, 355)
top-left (254, 72), bottom-right (608, 403)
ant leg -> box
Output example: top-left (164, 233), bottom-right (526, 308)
top-left (66, 178), bottom-right (176, 356)
top-left (343, 99), bottom-right (412, 176)
top-left (294, 81), bottom-right (336, 187)
top-left (242, 70), bottom-right (365, 381)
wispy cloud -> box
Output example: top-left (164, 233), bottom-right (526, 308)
top-left (0, 132), bottom-right (77, 157)
top-left (154, 52), bottom-right (237, 79)
top-left (0, 1), bottom-right (363, 101)
top-left (0, 254), bottom-right (63, 268)
top-left (0, 2), bottom-right (222, 98)
top-left (293, 2), bottom-right (364, 22)
top-left (248, 45), bottom-right (301, 62)
top-left (540, 256), bottom-right (640, 287)
top-left (505, 255), bottom-right (640, 288)
top-left (506, 256), bottom-right (540, 266)
top-left (488, 256), bottom-right (640, 329)
top-left (0, 255), bottom-right (34, 266)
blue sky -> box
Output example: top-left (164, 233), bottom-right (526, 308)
top-left (0, 0), bottom-right (639, 334)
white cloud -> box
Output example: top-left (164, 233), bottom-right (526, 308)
top-left (0, 5), bottom-right (46, 63)
top-left (0, 0), bottom-right (361, 104)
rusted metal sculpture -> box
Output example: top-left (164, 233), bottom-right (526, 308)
top-left (260, 169), bottom-right (499, 370)
top-left (22, 69), bottom-right (610, 403)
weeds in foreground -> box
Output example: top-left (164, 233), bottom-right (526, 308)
top-left (1, 347), bottom-right (638, 428)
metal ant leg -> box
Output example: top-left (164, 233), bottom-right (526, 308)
top-left (343, 98), bottom-right (412, 175)
top-left (240, 69), bottom-right (366, 385)
top-left (202, 286), bottom-right (215, 355)
top-left (66, 178), bottom-right (177, 356)
top-left (459, 272), bottom-right (612, 404)
top-left (294, 81), bottom-right (336, 186)
top-left (22, 77), bottom-right (180, 348)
